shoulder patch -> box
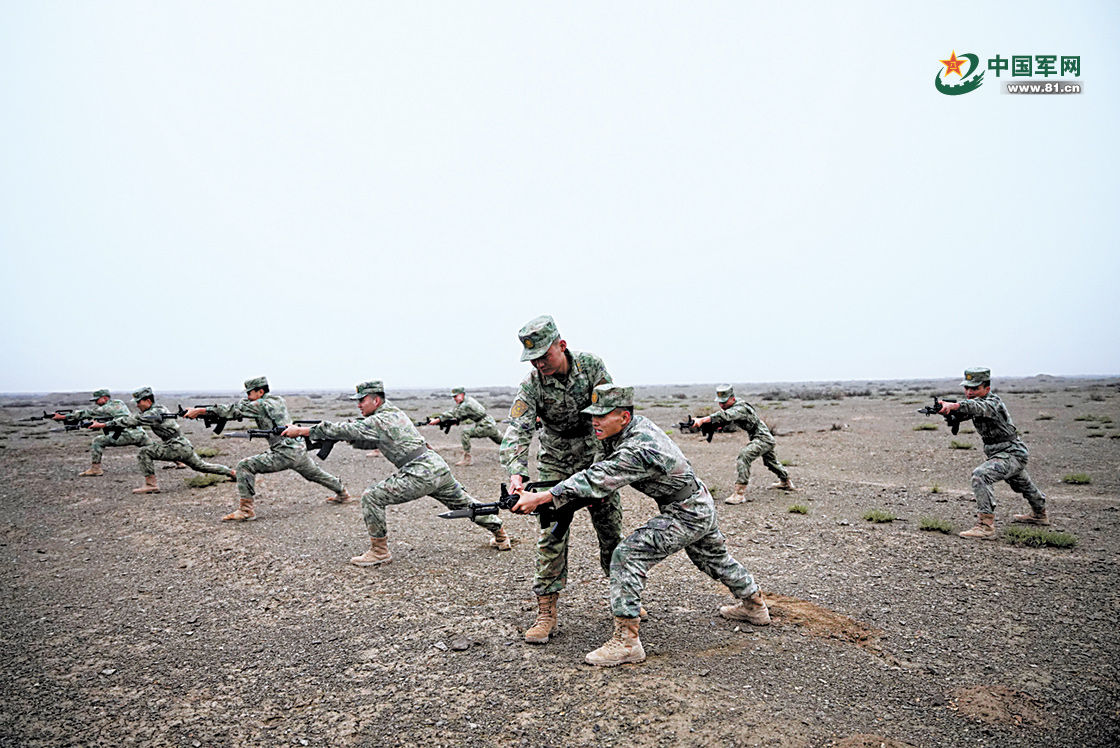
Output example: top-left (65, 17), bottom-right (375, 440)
top-left (510, 400), bottom-right (529, 418)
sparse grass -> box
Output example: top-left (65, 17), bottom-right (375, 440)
top-left (1004, 526), bottom-right (1078, 549)
top-left (913, 422), bottom-right (938, 431)
top-left (902, 400), bottom-right (923, 405)
top-left (919, 517), bottom-right (953, 534)
top-left (1088, 433), bottom-right (1104, 438)
top-left (1061, 473), bottom-right (1092, 485)
top-left (780, 459), bottom-right (797, 466)
top-left (196, 446), bottom-right (221, 458)
top-left (1035, 413), bottom-right (1055, 421)
top-left (949, 440), bottom-right (973, 450)
top-left (1073, 415), bottom-right (1095, 422)
top-left (788, 504), bottom-right (808, 514)
top-left (185, 474), bottom-right (228, 489)
top-left (960, 428), bottom-right (975, 434)
top-left (862, 509), bottom-right (896, 523)
top-left (1099, 416), bottom-right (1113, 424)
top-left (930, 483), bottom-right (942, 494)
top-left (802, 403), bottom-right (815, 409)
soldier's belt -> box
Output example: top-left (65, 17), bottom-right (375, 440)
top-left (401, 446), bottom-right (429, 464)
top-left (666, 478), bottom-right (700, 505)
top-left (982, 439), bottom-right (1019, 454)
top-left (544, 422), bottom-right (592, 439)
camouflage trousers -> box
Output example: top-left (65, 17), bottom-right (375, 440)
top-left (736, 437), bottom-right (788, 485)
top-left (236, 444), bottom-right (344, 500)
top-left (362, 451), bottom-right (501, 538)
top-left (533, 440), bottom-right (623, 596)
top-left (610, 486), bottom-right (758, 618)
top-left (971, 451), bottom-right (1046, 515)
top-left (461, 421), bottom-right (502, 453)
top-left (90, 430), bottom-right (151, 463)
top-left (138, 438), bottom-right (234, 478)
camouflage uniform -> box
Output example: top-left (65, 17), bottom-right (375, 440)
top-left (500, 316), bottom-right (622, 596)
top-left (313, 382), bottom-right (502, 538)
top-left (111, 389), bottom-right (234, 478)
top-left (551, 390), bottom-right (759, 619)
top-left (205, 379), bottom-right (345, 501)
top-left (708, 386), bottom-right (788, 486)
top-left (69, 391), bottom-right (151, 463)
top-left (437, 391), bottom-right (502, 454)
top-left (955, 389), bottom-right (1046, 515)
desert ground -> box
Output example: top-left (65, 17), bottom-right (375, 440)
top-left (1, 376), bottom-right (1117, 747)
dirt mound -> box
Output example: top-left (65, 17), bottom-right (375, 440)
top-left (832, 735), bottom-right (918, 748)
top-left (949, 685), bottom-right (1047, 726)
top-left (765, 593), bottom-right (883, 652)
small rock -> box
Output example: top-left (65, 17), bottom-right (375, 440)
top-left (450, 637), bottom-right (472, 651)
top-left (433, 641), bottom-right (448, 651)
top-left (100, 668), bottom-right (116, 676)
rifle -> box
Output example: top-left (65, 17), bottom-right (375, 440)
top-left (418, 417), bottom-right (460, 434)
top-left (20, 409), bottom-right (74, 422)
top-left (177, 404), bottom-right (242, 435)
top-left (246, 421), bottom-right (335, 459)
top-left (678, 415), bottom-right (720, 443)
top-left (917, 396), bottom-right (964, 435)
top-left (438, 480), bottom-right (593, 539)
top-left (49, 418), bottom-right (100, 433)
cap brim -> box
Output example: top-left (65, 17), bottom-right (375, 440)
top-left (581, 404), bottom-right (617, 416)
top-left (520, 347), bottom-right (548, 362)
top-left (960, 380), bottom-right (985, 388)
top-left (348, 393), bottom-right (367, 400)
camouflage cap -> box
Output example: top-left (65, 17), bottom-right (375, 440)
top-left (132, 386), bottom-right (154, 402)
top-left (582, 384), bottom-right (634, 416)
top-left (451, 387), bottom-right (465, 396)
top-left (716, 385), bottom-right (735, 403)
top-left (90, 388), bottom-right (111, 401)
top-left (961, 368), bottom-right (991, 387)
top-left (349, 380), bottom-right (385, 400)
top-left (244, 376), bottom-right (269, 392)
top-left (518, 315), bottom-right (560, 362)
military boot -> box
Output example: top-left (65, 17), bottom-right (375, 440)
top-left (221, 497), bottom-right (256, 522)
top-left (490, 527), bottom-right (512, 551)
top-left (79, 463), bottom-right (104, 477)
top-left (350, 536), bottom-right (392, 567)
top-left (719, 591), bottom-right (772, 626)
top-left (524, 593), bottom-right (559, 644)
top-left (454, 452), bottom-right (472, 467)
top-left (1012, 510), bottom-right (1049, 526)
top-left (132, 476), bottom-right (160, 494)
top-left (723, 483), bottom-right (750, 505)
top-left (770, 478), bottom-right (796, 491)
top-left (326, 490), bottom-right (353, 504)
top-left (959, 512), bottom-right (996, 539)
top-left (585, 617), bottom-right (645, 667)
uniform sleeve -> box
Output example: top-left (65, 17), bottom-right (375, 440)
top-left (499, 377), bottom-right (539, 476)
top-left (310, 419), bottom-right (379, 445)
top-left (459, 398), bottom-right (486, 421)
top-left (591, 355), bottom-right (612, 387)
top-left (549, 444), bottom-right (653, 506)
top-left (955, 397), bottom-right (999, 420)
top-left (209, 399), bottom-right (250, 420)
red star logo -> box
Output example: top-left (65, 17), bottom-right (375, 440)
top-left (940, 50), bottom-right (967, 77)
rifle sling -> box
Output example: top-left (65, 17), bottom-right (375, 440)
top-left (544, 422), bottom-right (592, 439)
top-left (401, 446), bottom-right (429, 465)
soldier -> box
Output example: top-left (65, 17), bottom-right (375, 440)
top-left (282, 380), bottom-right (510, 566)
top-left (691, 385), bottom-right (794, 504)
top-left (937, 368), bottom-right (1049, 539)
top-left (513, 385), bottom-right (770, 667)
top-left (53, 388), bottom-right (152, 476)
top-left (429, 387), bottom-right (502, 466)
top-left (501, 314), bottom-right (623, 644)
top-left (91, 387), bottom-right (235, 494)
top-left (184, 377), bottom-right (350, 521)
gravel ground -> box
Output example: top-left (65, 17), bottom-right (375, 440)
top-left (1, 376), bottom-right (1117, 747)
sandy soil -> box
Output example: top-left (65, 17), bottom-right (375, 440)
top-left (1, 376), bottom-right (1117, 747)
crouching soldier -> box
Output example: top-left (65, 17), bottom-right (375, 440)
top-left (93, 387), bottom-right (235, 494)
top-left (691, 385), bottom-right (793, 503)
top-left (513, 384), bottom-right (770, 667)
top-left (430, 387), bottom-right (502, 466)
top-left (282, 380), bottom-right (510, 566)
top-left (937, 368), bottom-right (1049, 539)
top-left (184, 376), bottom-right (350, 521)
top-left (55, 388), bottom-right (152, 476)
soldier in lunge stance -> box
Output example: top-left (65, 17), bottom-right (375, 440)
top-left (514, 385), bottom-right (769, 667)
top-left (936, 368), bottom-right (1049, 539)
top-left (430, 387), bottom-right (502, 466)
top-left (55, 388), bottom-right (151, 476)
top-left (184, 376), bottom-right (349, 521)
top-left (282, 380), bottom-right (510, 566)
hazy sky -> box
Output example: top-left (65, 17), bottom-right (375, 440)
top-left (2, 2), bottom-right (1117, 394)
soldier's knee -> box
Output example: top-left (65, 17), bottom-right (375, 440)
top-left (236, 458), bottom-right (256, 474)
top-left (971, 468), bottom-right (996, 487)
